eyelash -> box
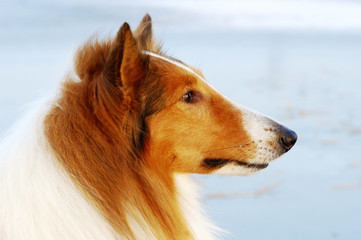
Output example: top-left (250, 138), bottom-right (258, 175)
top-left (180, 90), bottom-right (201, 103)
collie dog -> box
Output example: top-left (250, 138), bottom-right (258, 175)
top-left (0, 14), bottom-right (297, 240)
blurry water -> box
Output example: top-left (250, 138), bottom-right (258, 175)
top-left (1, 1), bottom-right (361, 239)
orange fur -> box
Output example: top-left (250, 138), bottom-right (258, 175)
top-left (44, 14), bottom-right (256, 239)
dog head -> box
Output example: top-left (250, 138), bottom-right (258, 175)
top-left (77, 14), bottom-right (297, 176)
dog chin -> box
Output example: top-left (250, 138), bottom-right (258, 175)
top-left (212, 162), bottom-right (269, 176)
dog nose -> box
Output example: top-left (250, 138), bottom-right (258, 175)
top-left (277, 126), bottom-right (297, 152)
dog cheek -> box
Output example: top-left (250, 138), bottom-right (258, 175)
top-left (150, 120), bottom-right (197, 171)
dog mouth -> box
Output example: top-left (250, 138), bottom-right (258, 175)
top-left (202, 158), bottom-right (268, 170)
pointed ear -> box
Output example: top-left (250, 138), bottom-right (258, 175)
top-left (133, 13), bottom-right (154, 50)
top-left (103, 22), bottom-right (148, 98)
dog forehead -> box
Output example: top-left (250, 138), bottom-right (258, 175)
top-left (143, 51), bottom-right (205, 82)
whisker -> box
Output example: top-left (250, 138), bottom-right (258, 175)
top-left (221, 142), bottom-right (257, 162)
top-left (231, 143), bottom-right (259, 162)
top-left (231, 148), bottom-right (255, 162)
top-left (202, 145), bottom-right (240, 153)
top-left (202, 140), bottom-right (255, 154)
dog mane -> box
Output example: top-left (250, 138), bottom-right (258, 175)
top-left (44, 19), bottom-right (192, 239)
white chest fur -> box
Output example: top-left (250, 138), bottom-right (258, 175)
top-left (0, 100), bottom-right (220, 240)
top-left (0, 100), bottom-right (118, 240)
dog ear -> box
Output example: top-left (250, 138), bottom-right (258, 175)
top-left (133, 13), bottom-right (154, 51)
top-left (103, 22), bottom-right (148, 98)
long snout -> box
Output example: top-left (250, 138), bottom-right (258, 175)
top-left (238, 104), bottom-right (298, 163)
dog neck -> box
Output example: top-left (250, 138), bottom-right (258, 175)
top-left (43, 79), bottom-right (200, 239)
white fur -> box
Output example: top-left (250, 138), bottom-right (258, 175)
top-left (126, 174), bottom-right (221, 240)
top-left (143, 51), bottom-right (206, 82)
top-left (239, 104), bottom-right (284, 164)
top-left (126, 210), bottom-right (157, 240)
top-left (0, 98), bottom-right (120, 240)
top-left (213, 162), bottom-right (260, 176)
top-left (175, 174), bottom-right (222, 240)
top-left (0, 98), bottom-right (220, 240)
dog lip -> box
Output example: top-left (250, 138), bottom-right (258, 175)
top-left (202, 158), bottom-right (268, 170)
top-left (234, 161), bottom-right (269, 169)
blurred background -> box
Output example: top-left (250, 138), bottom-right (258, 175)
top-left (1, 0), bottom-right (361, 239)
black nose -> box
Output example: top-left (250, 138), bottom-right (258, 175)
top-left (277, 126), bottom-right (297, 152)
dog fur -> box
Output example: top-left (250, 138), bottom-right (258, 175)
top-left (0, 14), bottom-right (296, 240)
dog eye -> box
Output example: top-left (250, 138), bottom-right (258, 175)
top-left (180, 90), bottom-right (201, 103)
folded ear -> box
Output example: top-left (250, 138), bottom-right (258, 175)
top-left (133, 13), bottom-right (154, 51)
top-left (103, 22), bottom-right (148, 98)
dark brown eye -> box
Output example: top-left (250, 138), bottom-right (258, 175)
top-left (180, 90), bottom-right (201, 103)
